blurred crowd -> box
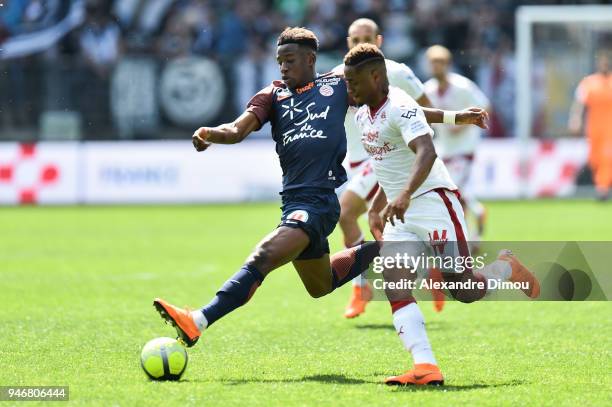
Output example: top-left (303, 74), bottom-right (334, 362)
top-left (0, 0), bottom-right (608, 139)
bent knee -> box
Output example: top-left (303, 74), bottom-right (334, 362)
top-left (246, 246), bottom-right (273, 273)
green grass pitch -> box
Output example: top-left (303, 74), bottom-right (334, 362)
top-left (1, 200), bottom-right (610, 406)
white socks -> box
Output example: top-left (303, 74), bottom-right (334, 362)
top-left (476, 260), bottom-right (512, 286)
top-left (190, 310), bottom-right (208, 331)
top-left (393, 303), bottom-right (437, 366)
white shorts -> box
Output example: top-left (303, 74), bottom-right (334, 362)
top-left (382, 188), bottom-right (469, 246)
top-left (442, 154), bottom-right (474, 191)
top-left (346, 159), bottom-right (379, 202)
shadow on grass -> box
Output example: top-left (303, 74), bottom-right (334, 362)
top-left (389, 380), bottom-right (526, 392)
top-left (221, 374), bottom-right (373, 386)
top-left (185, 376), bottom-right (526, 391)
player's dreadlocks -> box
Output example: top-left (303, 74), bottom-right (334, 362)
top-left (277, 27), bottom-right (319, 51)
top-left (343, 43), bottom-right (385, 67)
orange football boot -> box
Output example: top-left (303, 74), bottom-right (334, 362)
top-left (498, 250), bottom-right (540, 298)
top-left (428, 268), bottom-right (445, 312)
top-left (344, 283), bottom-right (373, 319)
top-left (153, 298), bottom-right (201, 347)
top-left (384, 363), bottom-right (444, 386)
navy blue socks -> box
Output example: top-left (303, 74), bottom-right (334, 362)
top-left (201, 264), bottom-right (264, 327)
top-left (330, 241), bottom-right (380, 289)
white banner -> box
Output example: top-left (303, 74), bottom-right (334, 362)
top-left (0, 139), bottom-right (589, 205)
top-left (82, 140), bottom-right (281, 203)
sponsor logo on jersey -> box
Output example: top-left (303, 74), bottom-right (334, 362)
top-left (296, 82), bottom-right (314, 94)
top-left (281, 101), bottom-right (331, 146)
top-left (316, 76), bottom-right (341, 86)
top-left (319, 84), bottom-right (334, 97)
top-left (281, 98), bottom-right (303, 120)
top-left (287, 210), bottom-right (309, 222)
top-left (363, 141), bottom-right (397, 160)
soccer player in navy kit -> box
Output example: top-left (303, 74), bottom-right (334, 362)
top-left (152, 28), bottom-right (488, 351)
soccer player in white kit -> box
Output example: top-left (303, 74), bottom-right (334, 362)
top-left (344, 43), bottom-right (540, 386)
top-left (333, 18), bottom-right (433, 318)
top-left (424, 45), bottom-right (490, 240)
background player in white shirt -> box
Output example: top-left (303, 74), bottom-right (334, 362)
top-left (343, 43), bottom-right (539, 386)
top-left (334, 18), bottom-right (433, 319)
top-left (424, 45), bottom-right (490, 240)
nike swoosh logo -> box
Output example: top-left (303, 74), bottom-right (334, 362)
top-left (413, 372), bottom-right (436, 381)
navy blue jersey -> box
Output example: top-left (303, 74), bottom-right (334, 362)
top-left (246, 72), bottom-right (348, 193)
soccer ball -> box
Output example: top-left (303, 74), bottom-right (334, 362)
top-left (140, 337), bottom-right (188, 381)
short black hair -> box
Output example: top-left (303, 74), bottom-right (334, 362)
top-left (344, 43), bottom-right (385, 67)
top-left (277, 27), bottom-right (319, 51)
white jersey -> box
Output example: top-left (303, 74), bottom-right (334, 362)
top-left (334, 59), bottom-right (426, 164)
top-left (424, 73), bottom-right (489, 158)
top-left (355, 86), bottom-right (456, 201)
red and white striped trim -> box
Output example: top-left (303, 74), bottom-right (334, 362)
top-left (434, 188), bottom-right (470, 261)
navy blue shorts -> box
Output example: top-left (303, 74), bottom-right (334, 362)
top-left (278, 188), bottom-right (340, 260)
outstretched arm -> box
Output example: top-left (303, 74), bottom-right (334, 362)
top-left (422, 107), bottom-right (489, 129)
top-left (192, 111), bottom-right (262, 151)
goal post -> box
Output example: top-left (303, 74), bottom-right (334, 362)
top-left (515, 5), bottom-right (612, 196)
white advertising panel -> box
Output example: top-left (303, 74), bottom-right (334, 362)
top-left (82, 140), bottom-right (282, 203)
top-left (0, 139), bottom-right (590, 205)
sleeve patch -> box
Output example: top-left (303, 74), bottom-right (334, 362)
top-left (410, 120), bottom-right (428, 134)
top-left (400, 108), bottom-right (418, 119)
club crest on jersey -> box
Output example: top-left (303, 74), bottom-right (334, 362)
top-left (287, 210), bottom-right (309, 222)
top-left (319, 84), bottom-right (334, 97)
top-left (363, 131), bottom-right (379, 143)
top-left (428, 229), bottom-right (448, 255)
